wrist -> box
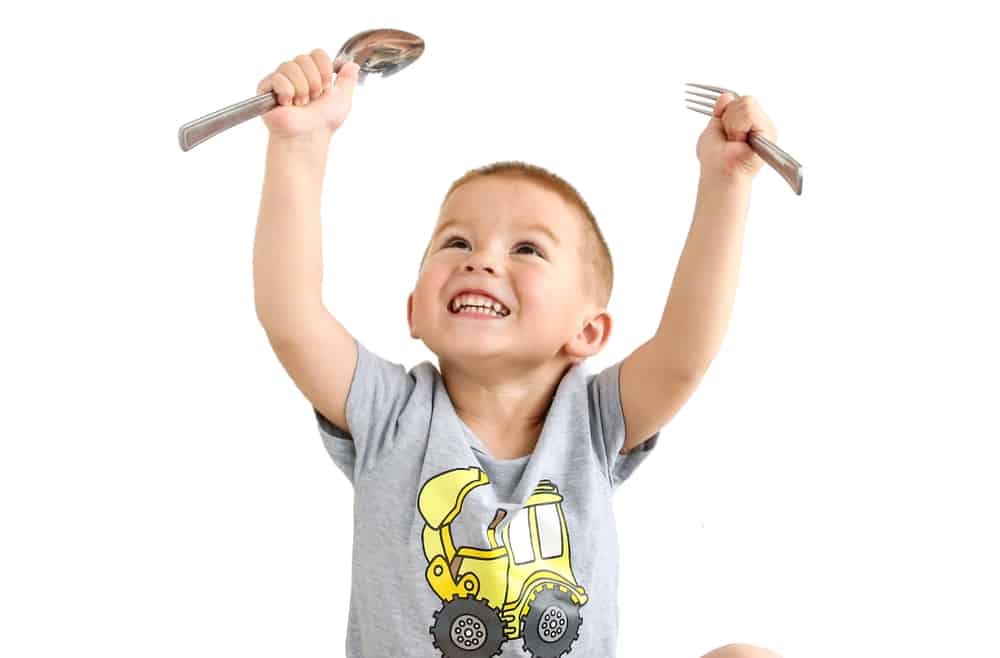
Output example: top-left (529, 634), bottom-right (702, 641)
top-left (269, 130), bottom-right (334, 150)
top-left (267, 132), bottom-right (334, 167)
top-left (698, 168), bottom-right (753, 191)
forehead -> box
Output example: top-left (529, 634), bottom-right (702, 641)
top-left (434, 176), bottom-right (581, 245)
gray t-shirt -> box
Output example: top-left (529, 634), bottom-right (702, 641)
top-left (314, 339), bottom-right (659, 658)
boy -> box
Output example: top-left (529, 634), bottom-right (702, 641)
top-left (253, 49), bottom-right (785, 658)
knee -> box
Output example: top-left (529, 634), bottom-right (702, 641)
top-left (700, 643), bottom-right (783, 658)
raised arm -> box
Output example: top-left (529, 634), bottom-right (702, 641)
top-left (618, 91), bottom-right (778, 454)
top-left (252, 52), bottom-right (361, 434)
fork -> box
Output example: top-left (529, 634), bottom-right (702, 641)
top-left (686, 83), bottom-right (803, 195)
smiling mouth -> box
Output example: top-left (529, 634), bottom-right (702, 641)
top-left (448, 303), bottom-right (510, 318)
top-left (448, 295), bottom-right (511, 317)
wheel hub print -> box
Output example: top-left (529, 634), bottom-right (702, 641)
top-left (429, 596), bottom-right (506, 657)
top-left (450, 613), bottom-right (487, 650)
top-left (537, 605), bottom-right (568, 642)
top-left (520, 587), bottom-right (583, 658)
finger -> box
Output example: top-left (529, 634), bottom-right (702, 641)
top-left (747, 99), bottom-right (778, 142)
top-left (257, 72), bottom-right (295, 106)
top-left (721, 97), bottom-right (754, 142)
top-left (277, 60), bottom-right (309, 106)
top-left (750, 114), bottom-right (778, 143)
top-left (713, 92), bottom-right (738, 118)
top-left (309, 48), bottom-right (334, 90)
top-left (295, 53), bottom-right (322, 101)
top-left (732, 96), bottom-right (778, 143)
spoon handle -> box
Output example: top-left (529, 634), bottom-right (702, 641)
top-left (178, 92), bottom-right (279, 152)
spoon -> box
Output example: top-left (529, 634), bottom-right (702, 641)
top-left (177, 28), bottom-right (424, 152)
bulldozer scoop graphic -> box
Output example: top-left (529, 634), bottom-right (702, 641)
top-left (418, 467), bottom-right (589, 658)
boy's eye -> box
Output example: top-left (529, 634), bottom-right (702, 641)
top-left (514, 243), bottom-right (543, 257)
top-left (442, 237), bottom-right (544, 258)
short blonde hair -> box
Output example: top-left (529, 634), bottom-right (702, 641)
top-left (421, 161), bottom-right (614, 307)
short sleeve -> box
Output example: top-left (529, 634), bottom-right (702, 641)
top-left (313, 338), bottom-right (416, 485)
top-left (588, 360), bottom-right (660, 489)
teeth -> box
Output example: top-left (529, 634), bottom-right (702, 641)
top-left (456, 306), bottom-right (503, 317)
top-left (449, 293), bottom-right (510, 316)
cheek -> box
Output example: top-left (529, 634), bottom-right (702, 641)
top-left (553, 272), bottom-right (586, 318)
top-left (414, 267), bottom-right (447, 309)
top-left (519, 268), bottom-right (571, 309)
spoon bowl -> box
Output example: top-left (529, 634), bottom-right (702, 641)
top-left (334, 28), bottom-right (424, 84)
top-left (178, 28), bottom-right (424, 151)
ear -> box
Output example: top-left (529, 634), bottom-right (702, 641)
top-left (407, 292), bottom-right (419, 339)
top-left (563, 308), bottom-right (612, 362)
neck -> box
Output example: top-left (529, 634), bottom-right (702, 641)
top-left (440, 357), bottom-right (574, 454)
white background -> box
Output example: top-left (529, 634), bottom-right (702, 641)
top-left (3, 1), bottom-right (998, 657)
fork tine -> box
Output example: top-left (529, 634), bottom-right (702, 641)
top-left (686, 83), bottom-right (727, 93)
top-left (686, 98), bottom-right (716, 111)
top-left (686, 105), bottom-right (714, 117)
top-left (686, 82), bottom-right (740, 98)
top-left (686, 82), bottom-right (739, 116)
top-left (685, 90), bottom-right (719, 101)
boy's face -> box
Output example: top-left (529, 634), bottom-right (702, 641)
top-left (407, 176), bottom-right (608, 368)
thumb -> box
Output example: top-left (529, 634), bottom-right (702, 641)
top-left (333, 61), bottom-right (361, 93)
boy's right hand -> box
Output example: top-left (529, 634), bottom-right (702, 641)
top-left (256, 48), bottom-right (361, 141)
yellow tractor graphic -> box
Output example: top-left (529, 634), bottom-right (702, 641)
top-left (418, 467), bottom-right (589, 658)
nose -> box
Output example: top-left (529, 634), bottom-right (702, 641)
top-left (463, 251), bottom-right (497, 274)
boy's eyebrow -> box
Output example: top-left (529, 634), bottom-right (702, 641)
top-left (433, 219), bottom-right (561, 246)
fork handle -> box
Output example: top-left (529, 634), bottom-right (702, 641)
top-left (748, 133), bottom-right (803, 195)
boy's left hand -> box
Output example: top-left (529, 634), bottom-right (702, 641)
top-left (696, 93), bottom-right (778, 183)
